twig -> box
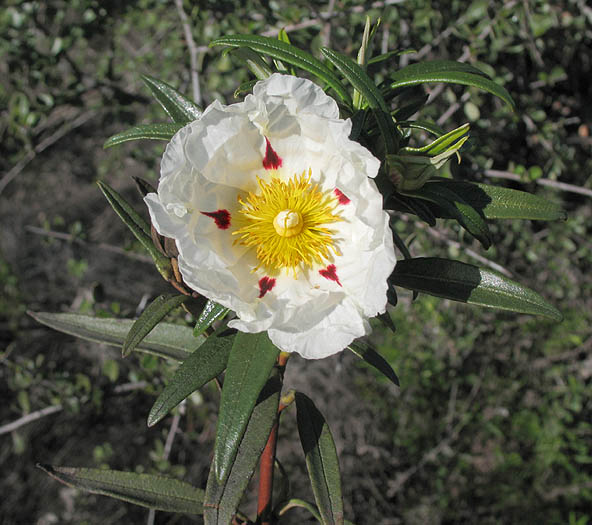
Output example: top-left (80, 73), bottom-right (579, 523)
top-left (484, 169), bottom-right (592, 198)
top-left (0, 404), bottom-right (63, 435)
top-left (320, 0), bottom-right (336, 49)
top-left (174, 0), bottom-right (201, 106)
top-left (0, 110), bottom-right (98, 196)
top-left (25, 225), bottom-right (154, 263)
top-left (163, 411), bottom-right (182, 460)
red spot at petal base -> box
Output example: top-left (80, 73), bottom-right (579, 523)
top-left (262, 138), bottom-right (282, 170)
top-left (334, 188), bottom-right (350, 205)
top-left (319, 264), bottom-right (342, 287)
top-left (258, 276), bottom-right (276, 298)
top-left (201, 209), bottom-right (231, 229)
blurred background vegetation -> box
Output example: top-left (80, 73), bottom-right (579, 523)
top-left (1, 0), bottom-right (591, 523)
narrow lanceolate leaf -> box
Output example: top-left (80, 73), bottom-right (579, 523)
top-left (426, 179), bottom-right (567, 221)
top-left (214, 332), bottom-right (279, 481)
top-left (348, 341), bottom-right (400, 387)
top-left (390, 60), bottom-right (515, 110)
top-left (104, 123), bottom-right (183, 148)
top-left (37, 465), bottom-right (204, 514)
top-left (148, 328), bottom-right (235, 427)
top-left (97, 181), bottom-right (172, 279)
top-left (390, 257), bottom-right (562, 321)
top-left (295, 393), bottom-right (344, 525)
top-left (408, 183), bottom-right (492, 249)
top-left (228, 47), bottom-right (273, 80)
top-left (204, 371), bottom-right (281, 525)
top-left (28, 311), bottom-right (200, 361)
top-left (141, 74), bottom-right (202, 123)
top-left (210, 35), bottom-right (352, 106)
top-left (123, 294), bottom-right (190, 357)
top-left (194, 300), bottom-right (230, 337)
top-left (321, 47), bottom-right (397, 153)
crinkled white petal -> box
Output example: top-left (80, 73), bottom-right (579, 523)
top-left (148, 73), bottom-right (396, 359)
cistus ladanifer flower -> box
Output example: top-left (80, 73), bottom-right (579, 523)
top-left (145, 73), bottom-right (396, 358)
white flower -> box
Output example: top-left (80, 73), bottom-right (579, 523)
top-left (145, 73), bottom-right (396, 359)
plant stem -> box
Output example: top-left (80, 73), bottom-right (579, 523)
top-left (256, 353), bottom-right (290, 524)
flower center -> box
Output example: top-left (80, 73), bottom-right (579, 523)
top-left (233, 170), bottom-right (341, 272)
top-left (273, 209), bottom-right (303, 237)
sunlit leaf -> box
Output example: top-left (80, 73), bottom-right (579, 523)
top-left (348, 340), bottom-right (400, 387)
top-left (390, 257), bottom-right (562, 320)
top-left (204, 370), bottom-right (281, 525)
top-left (148, 327), bottom-right (235, 427)
top-left (37, 464), bottom-right (204, 514)
top-left (97, 181), bottom-right (172, 279)
top-left (296, 392), bottom-right (344, 525)
top-left (389, 60), bottom-right (515, 110)
top-left (214, 332), bottom-right (279, 481)
top-left (321, 47), bottom-right (397, 153)
top-left (427, 179), bottom-right (567, 221)
top-left (29, 311), bottom-right (199, 361)
top-left (210, 35), bottom-right (352, 106)
top-left (141, 74), bottom-right (202, 123)
top-left (123, 294), bottom-right (189, 357)
top-left (194, 300), bottom-right (230, 337)
top-left (103, 123), bottom-right (183, 148)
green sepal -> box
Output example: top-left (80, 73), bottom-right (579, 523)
top-left (141, 74), bottom-right (202, 123)
top-left (37, 464), bottom-right (204, 515)
top-left (213, 332), bottom-right (280, 481)
top-left (204, 369), bottom-right (281, 525)
top-left (390, 257), bottom-right (562, 321)
top-left (28, 311), bottom-right (199, 361)
top-left (193, 300), bottom-right (229, 337)
top-left (147, 327), bottom-right (235, 427)
top-left (123, 294), bottom-right (189, 357)
top-left (210, 35), bottom-right (352, 106)
top-left (103, 123), bottom-right (183, 148)
top-left (295, 392), bottom-right (344, 525)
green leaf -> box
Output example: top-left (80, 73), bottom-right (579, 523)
top-left (97, 181), bottom-right (172, 279)
top-left (193, 300), bottom-right (229, 337)
top-left (348, 341), bottom-right (399, 387)
top-left (295, 393), bottom-right (344, 525)
top-left (37, 464), bottom-right (204, 514)
top-left (148, 328), bottom-right (234, 426)
top-left (228, 47), bottom-right (273, 80)
top-left (390, 60), bottom-right (515, 110)
top-left (321, 47), bottom-right (397, 153)
top-left (123, 294), bottom-right (189, 357)
top-left (390, 257), bottom-right (562, 321)
top-left (367, 48), bottom-right (416, 66)
top-left (408, 182), bottom-right (492, 249)
top-left (103, 123), bottom-right (183, 148)
top-left (427, 180), bottom-right (567, 221)
top-left (141, 74), bottom-right (202, 123)
top-left (29, 311), bottom-right (199, 361)
top-left (204, 370), bottom-right (281, 525)
top-left (214, 331), bottom-right (279, 481)
top-left (210, 35), bottom-right (352, 106)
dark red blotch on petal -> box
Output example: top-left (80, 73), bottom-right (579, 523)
top-left (319, 264), bottom-right (342, 287)
top-left (262, 137), bottom-right (282, 170)
top-left (201, 209), bottom-right (231, 229)
top-left (258, 276), bottom-right (276, 298)
top-left (334, 188), bottom-right (350, 205)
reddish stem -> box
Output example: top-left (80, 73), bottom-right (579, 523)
top-left (256, 353), bottom-right (289, 525)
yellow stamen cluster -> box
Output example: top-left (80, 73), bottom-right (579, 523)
top-left (233, 170), bottom-right (341, 272)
